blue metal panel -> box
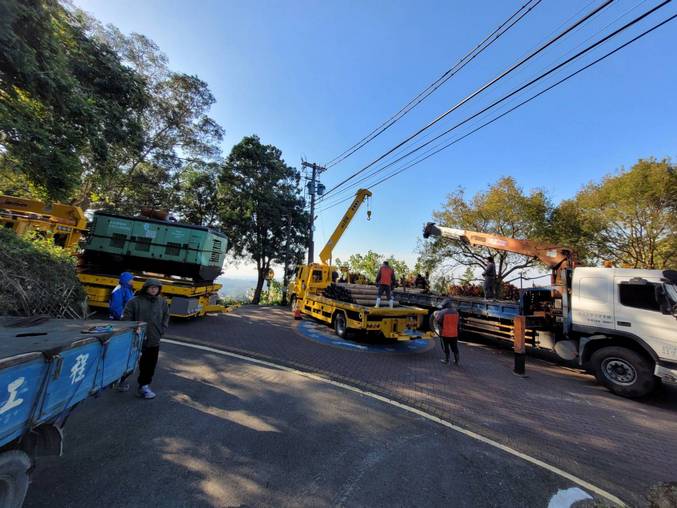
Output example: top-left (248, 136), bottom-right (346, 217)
top-left (37, 342), bottom-right (103, 424)
top-left (98, 330), bottom-right (138, 388)
top-left (126, 329), bottom-right (143, 373)
top-left (0, 355), bottom-right (48, 447)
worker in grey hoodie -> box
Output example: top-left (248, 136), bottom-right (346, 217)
top-left (123, 278), bottom-right (170, 399)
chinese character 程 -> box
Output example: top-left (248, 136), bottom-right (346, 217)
top-left (70, 354), bottom-right (89, 384)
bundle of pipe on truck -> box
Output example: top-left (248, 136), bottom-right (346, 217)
top-left (323, 283), bottom-right (400, 307)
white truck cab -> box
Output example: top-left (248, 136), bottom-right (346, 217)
top-left (571, 267), bottom-right (677, 397)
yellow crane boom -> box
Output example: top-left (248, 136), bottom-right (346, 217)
top-left (0, 195), bottom-right (87, 251)
top-left (319, 188), bottom-right (372, 265)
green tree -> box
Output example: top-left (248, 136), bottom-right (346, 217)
top-left (175, 161), bottom-right (222, 226)
top-left (347, 250), bottom-right (384, 281)
top-left (71, 16), bottom-right (224, 213)
top-left (344, 250), bottom-right (409, 282)
top-left (422, 177), bottom-right (552, 293)
top-left (0, 0), bottom-right (147, 200)
top-left (567, 158), bottom-right (676, 268)
top-left (219, 135), bottom-right (309, 304)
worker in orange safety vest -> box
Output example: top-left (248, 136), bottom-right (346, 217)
top-left (434, 298), bottom-right (460, 365)
top-left (375, 260), bottom-right (396, 308)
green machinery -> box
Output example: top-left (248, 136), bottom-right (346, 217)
top-left (83, 212), bottom-right (228, 282)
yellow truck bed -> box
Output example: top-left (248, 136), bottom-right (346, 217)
top-left (300, 294), bottom-right (433, 341)
top-left (79, 272), bottom-right (226, 318)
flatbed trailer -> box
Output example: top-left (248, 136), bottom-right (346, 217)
top-left (0, 318), bottom-right (145, 506)
top-left (79, 272), bottom-right (226, 318)
top-left (394, 289), bottom-right (550, 348)
top-left (299, 293), bottom-right (432, 341)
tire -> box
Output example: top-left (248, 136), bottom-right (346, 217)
top-left (428, 311), bottom-right (440, 335)
top-left (334, 312), bottom-right (348, 339)
top-left (590, 346), bottom-right (656, 398)
top-left (0, 450), bottom-right (31, 508)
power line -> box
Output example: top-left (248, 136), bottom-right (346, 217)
top-left (319, 0), bottom-right (655, 206)
top-left (321, 0), bottom-right (614, 199)
top-left (320, 0), bottom-right (671, 206)
top-left (318, 8), bottom-right (676, 213)
top-left (320, 0), bottom-right (606, 203)
top-left (323, 0), bottom-right (543, 169)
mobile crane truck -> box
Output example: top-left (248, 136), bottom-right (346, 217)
top-left (288, 190), bottom-right (432, 340)
top-left (399, 223), bottom-right (677, 398)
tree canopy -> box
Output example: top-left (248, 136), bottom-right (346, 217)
top-left (0, 0), bottom-right (147, 200)
top-left (219, 135), bottom-right (309, 304)
top-left (0, 0), bottom-right (224, 218)
top-left (336, 250), bottom-right (410, 282)
top-left (566, 158), bottom-right (676, 269)
top-left (421, 177), bottom-right (552, 292)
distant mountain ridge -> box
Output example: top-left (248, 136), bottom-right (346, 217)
top-left (215, 277), bottom-right (257, 299)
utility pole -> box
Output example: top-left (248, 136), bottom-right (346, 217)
top-left (301, 160), bottom-right (326, 264)
top-left (281, 213), bottom-right (293, 306)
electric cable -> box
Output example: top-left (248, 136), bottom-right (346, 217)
top-left (318, 8), bottom-right (675, 212)
top-left (319, 0), bottom-right (671, 208)
top-left (319, 0), bottom-right (653, 205)
top-left (323, 0), bottom-right (543, 169)
top-left (321, 0), bottom-right (614, 198)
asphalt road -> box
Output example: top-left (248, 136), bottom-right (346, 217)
top-left (165, 305), bottom-right (677, 506)
top-left (25, 341), bottom-right (607, 507)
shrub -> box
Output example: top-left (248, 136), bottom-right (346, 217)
top-left (0, 229), bottom-right (85, 317)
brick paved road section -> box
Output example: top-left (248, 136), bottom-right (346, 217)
top-left (169, 306), bottom-right (677, 506)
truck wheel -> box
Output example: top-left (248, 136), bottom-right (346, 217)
top-left (0, 450), bottom-right (31, 508)
top-left (427, 312), bottom-right (436, 333)
top-left (334, 312), bottom-right (348, 339)
top-left (429, 312), bottom-right (441, 336)
top-left (590, 346), bottom-right (656, 398)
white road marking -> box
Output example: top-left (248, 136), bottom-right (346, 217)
top-left (162, 337), bottom-right (626, 507)
top-left (548, 487), bottom-right (593, 507)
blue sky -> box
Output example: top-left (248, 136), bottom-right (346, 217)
top-left (74, 0), bottom-right (677, 278)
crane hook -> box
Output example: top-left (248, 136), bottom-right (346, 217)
top-left (366, 196), bottom-right (372, 221)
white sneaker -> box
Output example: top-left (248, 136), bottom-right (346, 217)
top-left (137, 385), bottom-right (156, 399)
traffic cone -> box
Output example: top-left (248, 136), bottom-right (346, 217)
top-left (292, 302), bottom-right (302, 320)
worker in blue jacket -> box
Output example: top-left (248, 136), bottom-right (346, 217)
top-left (109, 272), bottom-right (135, 320)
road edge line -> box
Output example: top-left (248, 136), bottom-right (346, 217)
top-left (162, 337), bottom-right (626, 507)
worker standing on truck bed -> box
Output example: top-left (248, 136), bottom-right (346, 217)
top-left (483, 255), bottom-right (496, 300)
top-left (435, 299), bottom-right (460, 365)
top-left (375, 260), bottom-right (396, 308)
top-left (123, 279), bottom-right (170, 400)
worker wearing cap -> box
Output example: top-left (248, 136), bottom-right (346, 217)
top-left (375, 260), bottom-right (396, 308)
top-left (483, 255), bottom-right (497, 300)
top-left (123, 278), bottom-right (170, 399)
top-left (435, 298), bottom-right (460, 365)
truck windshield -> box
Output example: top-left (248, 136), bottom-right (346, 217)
top-left (664, 283), bottom-right (677, 307)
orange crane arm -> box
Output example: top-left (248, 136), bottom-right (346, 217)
top-left (423, 222), bottom-right (574, 271)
